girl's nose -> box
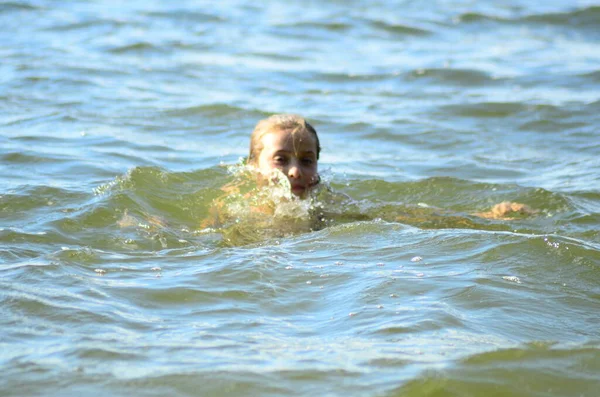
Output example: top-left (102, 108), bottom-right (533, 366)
top-left (287, 162), bottom-right (302, 179)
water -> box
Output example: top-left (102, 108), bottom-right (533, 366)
top-left (2, 1), bottom-right (600, 396)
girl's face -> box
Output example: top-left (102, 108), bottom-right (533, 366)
top-left (255, 128), bottom-right (319, 198)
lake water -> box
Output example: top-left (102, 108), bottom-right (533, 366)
top-left (1, 1), bottom-right (600, 396)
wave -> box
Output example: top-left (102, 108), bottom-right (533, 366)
top-left (279, 20), bottom-right (355, 32)
top-left (0, 2), bottom-right (41, 13)
top-left (405, 67), bottom-right (496, 86)
top-left (454, 6), bottom-right (600, 29)
top-left (107, 42), bottom-right (164, 54)
top-left (580, 70), bottom-right (600, 82)
top-left (368, 20), bottom-right (431, 36)
top-left (4, 165), bottom-right (596, 251)
top-left (523, 6), bottom-right (600, 27)
top-left (162, 103), bottom-right (265, 119)
top-left (84, 167), bottom-right (587, 247)
top-left (388, 344), bottom-right (600, 397)
top-left (43, 18), bottom-right (128, 32)
top-left (439, 101), bottom-right (531, 118)
top-left (142, 9), bottom-right (223, 24)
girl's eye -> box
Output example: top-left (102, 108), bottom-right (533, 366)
top-left (301, 158), bottom-right (314, 165)
top-left (273, 156), bottom-right (288, 165)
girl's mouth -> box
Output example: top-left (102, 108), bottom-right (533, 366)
top-left (291, 184), bottom-right (306, 195)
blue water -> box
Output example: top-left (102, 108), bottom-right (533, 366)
top-left (1, 1), bottom-right (600, 396)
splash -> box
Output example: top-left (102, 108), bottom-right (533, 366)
top-left (90, 165), bottom-right (548, 248)
top-left (202, 163), bottom-right (329, 246)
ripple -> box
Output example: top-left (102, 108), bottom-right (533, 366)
top-left (163, 103), bottom-right (252, 118)
top-left (108, 42), bottom-right (163, 54)
top-left (0, 2), bottom-right (41, 13)
top-left (143, 9), bottom-right (224, 24)
top-left (406, 67), bottom-right (496, 86)
top-left (454, 6), bottom-right (600, 30)
top-left (391, 345), bottom-right (600, 397)
top-left (578, 69), bottom-right (600, 82)
top-left (368, 20), bottom-right (432, 36)
top-left (440, 101), bottom-right (528, 118)
top-left (3, 151), bottom-right (69, 164)
top-left (523, 6), bottom-right (600, 27)
top-left (43, 18), bottom-right (127, 32)
top-left (518, 119), bottom-right (587, 133)
top-left (454, 12), bottom-right (505, 24)
top-left (282, 21), bottom-right (354, 32)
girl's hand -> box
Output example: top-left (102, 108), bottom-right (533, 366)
top-left (474, 201), bottom-right (537, 220)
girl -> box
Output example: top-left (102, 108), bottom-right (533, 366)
top-left (201, 114), bottom-right (536, 244)
top-left (200, 114), bottom-right (325, 240)
top-left (247, 114), bottom-right (321, 199)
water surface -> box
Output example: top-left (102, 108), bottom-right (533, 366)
top-left (1, 1), bottom-right (599, 396)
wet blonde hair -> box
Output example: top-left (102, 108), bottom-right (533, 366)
top-left (248, 114), bottom-right (321, 164)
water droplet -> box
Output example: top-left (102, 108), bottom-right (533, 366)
top-left (411, 256), bottom-right (423, 262)
top-left (285, 266), bottom-right (293, 270)
top-left (416, 273), bottom-right (424, 277)
top-left (502, 276), bottom-right (521, 284)
top-left (334, 261), bottom-right (344, 266)
top-left (376, 263), bottom-right (385, 267)
top-left (151, 267), bottom-right (161, 271)
top-left (349, 312), bottom-right (357, 317)
top-left (306, 281), bottom-right (312, 285)
top-left (94, 269), bottom-right (106, 275)
top-left (390, 294), bottom-right (397, 298)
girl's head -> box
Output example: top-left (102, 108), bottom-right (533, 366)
top-left (248, 114), bottom-right (321, 198)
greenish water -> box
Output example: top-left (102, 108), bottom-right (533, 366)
top-left (1, 1), bottom-right (599, 396)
